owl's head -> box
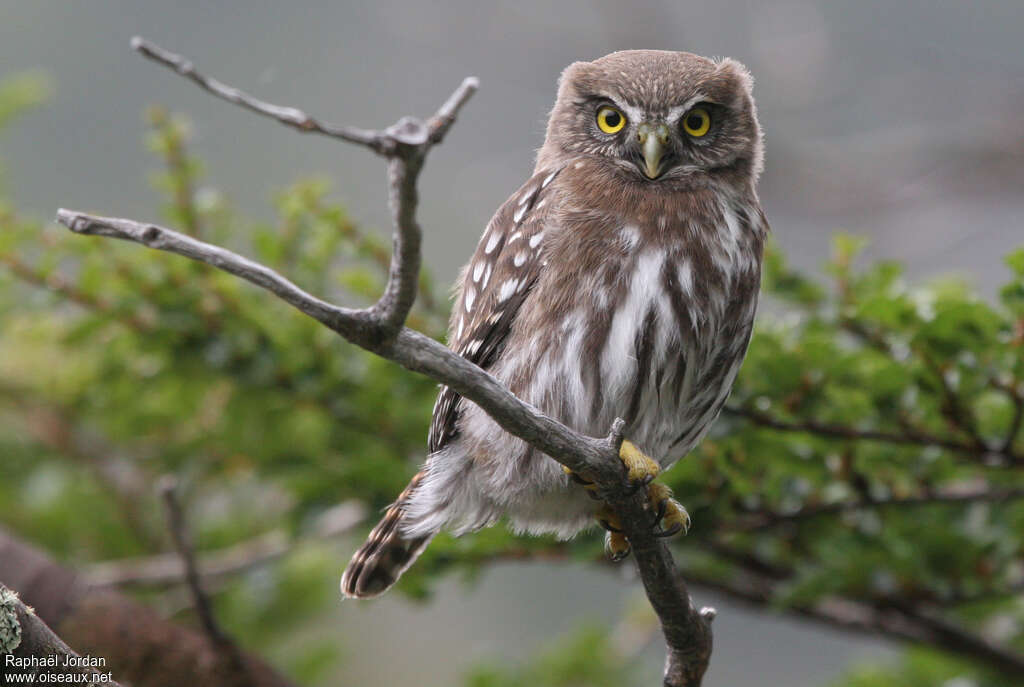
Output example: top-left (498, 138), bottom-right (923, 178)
top-left (536, 50), bottom-right (762, 187)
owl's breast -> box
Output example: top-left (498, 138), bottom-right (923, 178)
top-left (506, 208), bottom-right (763, 467)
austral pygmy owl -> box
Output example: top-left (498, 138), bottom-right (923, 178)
top-left (342, 50), bottom-right (767, 597)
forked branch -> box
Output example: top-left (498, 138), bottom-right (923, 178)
top-left (57, 38), bottom-right (713, 686)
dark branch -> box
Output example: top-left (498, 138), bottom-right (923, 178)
top-left (57, 38), bottom-right (710, 686)
top-left (0, 252), bottom-right (153, 332)
top-left (158, 477), bottom-right (229, 647)
top-left (1, 527), bottom-right (299, 687)
top-left (920, 352), bottom-right (989, 451)
top-left (725, 405), bottom-right (1019, 464)
top-left (993, 378), bottom-right (1024, 454)
top-left (0, 584), bottom-right (121, 686)
top-left (399, 541), bottom-right (1024, 678)
top-left (88, 501), bottom-right (365, 589)
top-left (729, 484), bottom-right (1024, 531)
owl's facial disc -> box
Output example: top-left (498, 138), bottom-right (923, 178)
top-left (636, 122), bottom-right (670, 179)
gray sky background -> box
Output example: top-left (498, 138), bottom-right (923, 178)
top-left (1, 1), bottom-right (1022, 685)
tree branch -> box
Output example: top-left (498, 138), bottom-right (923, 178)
top-left (158, 477), bottom-right (230, 648)
top-left (725, 405), bottom-right (1020, 464)
top-left (397, 540), bottom-right (1024, 678)
top-left (87, 501), bottom-right (365, 589)
top-left (728, 484), bottom-right (1024, 531)
top-left (0, 528), bottom-right (298, 687)
top-left (1, 585), bottom-right (121, 686)
top-left (132, 37), bottom-right (381, 151)
top-left (992, 378), bottom-right (1024, 454)
top-left (0, 252), bottom-right (153, 332)
top-left (57, 38), bottom-right (712, 686)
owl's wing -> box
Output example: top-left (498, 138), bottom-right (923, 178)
top-left (428, 167), bottom-right (562, 453)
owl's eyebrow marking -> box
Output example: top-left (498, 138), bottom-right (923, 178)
top-left (667, 94), bottom-right (710, 122)
top-left (578, 94), bottom-right (633, 117)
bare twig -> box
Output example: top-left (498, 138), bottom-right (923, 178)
top-left (132, 37), bottom-right (381, 150)
top-left (132, 35), bottom-right (477, 157)
top-left (89, 500), bottom-right (365, 589)
top-left (158, 476), bottom-right (229, 647)
top-left (59, 38), bottom-right (711, 686)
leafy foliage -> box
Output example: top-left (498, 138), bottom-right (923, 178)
top-left (465, 625), bottom-right (647, 687)
top-left (0, 75), bottom-right (1021, 686)
top-left (830, 648), bottom-right (1010, 687)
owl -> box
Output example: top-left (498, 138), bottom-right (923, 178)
top-left (342, 50), bottom-right (767, 598)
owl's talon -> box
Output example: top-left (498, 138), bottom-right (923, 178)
top-left (651, 497), bottom-right (667, 525)
top-left (605, 530), bottom-right (630, 561)
top-left (647, 483), bottom-right (690, 537)
top-left (654, 522), bottom-right (684, 538)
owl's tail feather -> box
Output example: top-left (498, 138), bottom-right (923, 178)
top-left (341, 471), bottom-right (435, 599)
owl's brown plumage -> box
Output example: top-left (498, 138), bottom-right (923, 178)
top-left (342, 50), bottom-right (767, 598)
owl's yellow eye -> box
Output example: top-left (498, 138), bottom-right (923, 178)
top-left (682, 107), bottom-right (711, 137)
top-left (596, 106), bottom-right (626, 134)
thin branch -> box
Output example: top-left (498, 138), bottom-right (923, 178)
top-left (993, 378), bottom-right (1024, 454)
top-left (0, 584), bottom-right (121, 686)
top-left (58, 38), bottom-right (710, 686)
top-left (158, 476), bottom-right (230, 648)
top-left (1, 528), bottom-right (299, 687)
top-left (413, 542), bottom-right (1024, 677)
top-left (920, 352), bottom-right (989, 451)
top-left (0, 252), bottom-right (153, 332)
top-left (944, 579), bottom-right (1024, 605)
top-left (53, 211), bottom-right (613, 477)
top-left (883, 599), bottom-right (1024, 677)
top-left (132, 37), bottom-right (382, 150)
top-left (729, 484), bottom-right (1024, 531)
top-left (724, 405), bottom-right (1018, 463)
top-left (88, 500), bottom-right (365, 589)
top-left (131, 36), bottom-right (477, 156)
top-left (838, 318), bottom-right (1010, 462)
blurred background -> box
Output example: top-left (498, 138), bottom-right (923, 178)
top-left (1, 2), bottom-right (1022, 686)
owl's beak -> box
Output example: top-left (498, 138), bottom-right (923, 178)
top-left (637, 122), bottom-right (670, 179)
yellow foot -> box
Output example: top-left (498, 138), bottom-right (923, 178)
top-left (619, 439), bottom-right (661, 484)
top-left (568, 439), bottom-right (689, 561)
top-left (596, 506), bottom-right (631, 561)
top-left (562, 439), bottom-right (660, 492)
